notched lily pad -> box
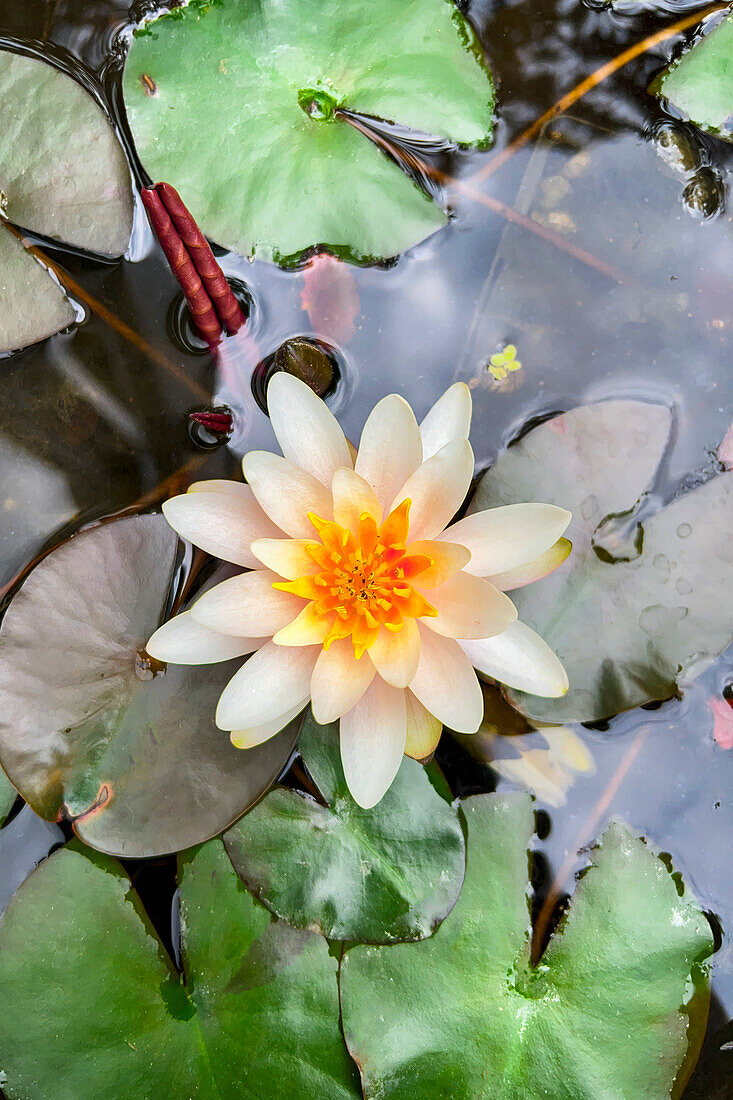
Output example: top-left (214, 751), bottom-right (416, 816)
top-left (651, 13), bottom-right (733, 143)
top-left (123, 0), bottom-right (494, 263)
top-left (0, 839), bottom-right (359, 1099)
top-left (341, 793), bottom-right (714, 1100)
top-left (0, 49), bottom-right (133, 353)
top-left (0, 514), bottom-right (298, 858)
top-left (225, 711), bottom-right (465, 943)
top-left (470, 401), bottom-right (733, 722)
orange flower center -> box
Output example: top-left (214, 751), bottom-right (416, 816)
top-left (274, 500), bottom-right (437, 657)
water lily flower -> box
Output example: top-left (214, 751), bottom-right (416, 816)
top-left (147, 375), bottom-right (571, 808)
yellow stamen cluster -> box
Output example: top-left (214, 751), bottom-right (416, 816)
top-left (274, 500), bottom-right (437, 657)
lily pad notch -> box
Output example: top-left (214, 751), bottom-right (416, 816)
top-left (123, 0), bottom-right (495, 263)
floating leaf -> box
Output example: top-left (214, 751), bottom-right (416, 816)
top-left (225, 711), bottom-right (464, 943)
top-left (0, 50), bottom-right (133, 253)
top-left (0, 770), bottom-right (16, 828)
top-left (0, 515), bottom-right (298, 858)
top-left (0, 228), bottom-right (76, 354)
top-left (0, 839), bottom-right (360, 1098)
top-left (0, 49), bottom-right (133, 352)
top-left (341, 793), bottom-right (714, 1100)
top-left (470, 401), bottom-right (733, 723)
top-left (123, 0), bottom-right (494, 263)
top-left (651, 14), bottom-right (733, 143)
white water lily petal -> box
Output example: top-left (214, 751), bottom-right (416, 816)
top-left (190, 570), bottom-right (304, 637)
top-left (243, 451), bottom-right (333, 537)
top-left (267, 372), bottom-right (352, 487)
top-left (421, 572), bottom-right (516, 640)
top-left (250, 538), bottom-right (320, 579)
top-left (230, 699), bottom-right (308, 749)
top-left (460, 620), bottom-right (569, 697)
top-left (310, 638), bottom-right (375, 724)
top-left (444, 503), bottom-right (572, 577)
top-left (392, 439), bottom-right (474, 542)
top-left (406, 540), bottom-right (471, 587)
top-left (340, 678), bottom-right (407, 808)
top-left (355, 394), bottom-right (423, 510)
top-left (368, 618), bottom-right (421, 688)
top-left (332, 467), bottom-right (383, 531)
top-left (419, 382), bottom-right (471, 460)
top-left (216, 642), bottom-right (319, 730)
top-left (162, 487), bottom-right (281, 568)
top-left (273, 602), bottom-right (330, 646)
top-left (187, 479), bottom-right (253, 498)
top-left (489, 537), bottom-right (572, 591)
top-left (146, 611), bottom-right (265, 665)
top-left (404, 691), bottom-right (443, 761)
top-left (410, 624), bottom-right (483, 733)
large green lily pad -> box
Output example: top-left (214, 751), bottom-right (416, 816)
top-left (123, 0), bottom-right (494, 263)
top-left (469, 401), bottom-right (733, 723)
top-left (341, 794), bottom-right (714, 1100)
top-left (0, 49), bottom-right (133, 353)
top-left (0, 515), bottom-right (298, 858)
top-left (0, 839), bottom-right (359, 1099)
top-left (651, 13), bottom-right (733, 143)
top-left (225, 712), bottom-right (464, 943)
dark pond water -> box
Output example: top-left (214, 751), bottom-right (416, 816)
top-left (0, 0), bottom-right (732, 1094)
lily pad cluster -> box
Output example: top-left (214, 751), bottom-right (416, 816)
top-left (651, 12), bottom-right (733, 144)
top-left (0, 50), bottom-right (133, 353)
top-left (123, 0), bottom-right (495, 263)
top-left (0, 793), bottom-right (714, 1098)
top-left (469, 401), bottom-right (733, 723)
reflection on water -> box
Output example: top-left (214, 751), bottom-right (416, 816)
top-left (0, 0), bottom-right (731, 1081)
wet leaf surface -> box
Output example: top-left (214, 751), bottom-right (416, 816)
top-left (651, 13), bottom-right (733, 143)
top-left (470, 401), bottom-right (733, 723)
top-left (0, 514), bottom-right (298, 858)
top-left (0, 227), bottom-right (76, 354)
top-left (0, 48), bottom-right (133, 253)
top-left (0, 47), bottom-right (133, 352)
top-left (225, 711), bottom-right (465, 943)
top-left (0, 839), bottom-right (360, 1099)
top-left (123, 0), bottom-right (493, 262)
top-left (341, 793), bottom-right (714, 1100)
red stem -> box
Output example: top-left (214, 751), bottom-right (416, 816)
top-left (141, 187), bottom-right (222, 347)
top-left (156, 183), bottom-right (246, 335)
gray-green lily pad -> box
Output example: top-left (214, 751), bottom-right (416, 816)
top-left (469, 401), bottom-right (733, 723)
top-left (341, 793), bottom-right (714, 1100)
top-left (0, 839), bottom-right (360, 1099)
top-left (0, 769), bottom-right (17, 827)
top-left (123, 0), bottom-right (494, 263)
top-left (0, 227), bottom-right (76, 354)
top-left (651, 13), bottom-right (733, 143)
top-left (0, 49), bottom-right (133, 253)
top-left (225, 711), bottom-right (464, 943)
top-left (0, 515), bottom-right (298, 858)
top-left (0, 49), bottom-right (133, 353)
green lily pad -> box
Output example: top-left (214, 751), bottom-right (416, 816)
top-left (0, 769), bottom-right (17, 827)
top-left (123, 0), bottom-right (494, 263)
top-left (0, 49), bottom-right (133, 352)
top-left (0, 49), bottom-right (133, 253)
top-left (0, 515), bottom-right (298, 858)
top-left (225, 711), bottom-right (464, 944)
top-left (0, 227), bottom-right (76, 354)
top-left (651, 13), bottom-right (733, 143)
top-left (468, 401), bottom-right (733, 723)
top-left (341, 793), bottom-right (714, 1100)
top-left (0, 839), bottom-right (360, 1099)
